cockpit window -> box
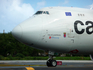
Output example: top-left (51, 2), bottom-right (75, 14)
top-left (35, 11), bottom-right (49, 15)
top-left (35, 11), bottom-right (43, 14)
top-left (43, 11), bottom-right (46, 14)
top-left (46, 11), bottom-right (49, 14)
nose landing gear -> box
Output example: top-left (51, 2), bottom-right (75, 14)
top-left (46, 51), bottom-right (57, 67)
top-left (47, 59), bottom-right (57, 67)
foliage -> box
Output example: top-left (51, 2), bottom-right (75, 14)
top-left (0, 56), bottom-right (90, 60)
top-left (54, 57), bottom-right (90, 60)
top-left (0, 32), bottom-right (44, 57)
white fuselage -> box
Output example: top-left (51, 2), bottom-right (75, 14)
top-left (12, 7), bottom-right (93, 54)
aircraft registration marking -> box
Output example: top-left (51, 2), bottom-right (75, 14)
top-left (78, 14), bottom-right (85, 16)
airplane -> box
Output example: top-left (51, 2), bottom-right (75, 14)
top-left (12, 7), bottom-right (93, 67)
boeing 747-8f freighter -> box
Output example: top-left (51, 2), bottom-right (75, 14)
top-left (12, 7), bottom-right (93, 67)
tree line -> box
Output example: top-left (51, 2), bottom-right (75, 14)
top-left (0, 32), bottom-right (44, 57)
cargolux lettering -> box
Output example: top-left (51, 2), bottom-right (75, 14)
top-left (74, 20), bottom-right (93, 34)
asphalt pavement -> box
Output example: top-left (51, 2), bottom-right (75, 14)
top-left (0, 60), bottom-right (93, 70)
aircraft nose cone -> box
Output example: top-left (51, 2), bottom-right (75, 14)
top-left (12, 25), bottom-right (22, 40)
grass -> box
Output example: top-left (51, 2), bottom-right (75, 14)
top-left (0, 56), bottom-right (91, 60)
top-left (54, 57), bottom-right (90, 60)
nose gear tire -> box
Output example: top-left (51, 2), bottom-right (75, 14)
top-left (46, 59), bottom-right (57, 67)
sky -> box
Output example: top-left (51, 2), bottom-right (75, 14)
top-left (0, 0), bottom-right (93, 33)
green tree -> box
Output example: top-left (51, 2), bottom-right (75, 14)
top-left (0, 32), bottom-right (44, 57)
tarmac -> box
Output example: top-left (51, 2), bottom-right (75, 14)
top-left (0, 60), bottom-right (93, 70)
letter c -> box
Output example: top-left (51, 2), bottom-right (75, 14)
top-left (74, 21), bottom-right (85, 34)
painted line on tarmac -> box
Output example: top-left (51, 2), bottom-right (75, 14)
top-left (25, 67), bottom-right (35, 70)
